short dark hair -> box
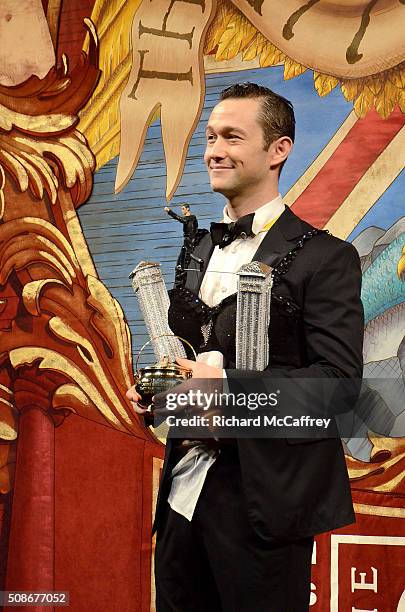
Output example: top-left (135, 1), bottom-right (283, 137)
top-left (181, 203), bottom-right (190, 210)
top-left (219, 83), bottom-right (295, 170)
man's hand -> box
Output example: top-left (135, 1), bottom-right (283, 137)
top-left (164, 206), bottom-right (170, 212)
top-left (152, 358), bottom-right (224, 422)
top-left (175, 357), bottom-right (223, 379)
top-left (126, 385), bottom-right (149, 415)
top-left (126, 358), bottom-right (224, 428)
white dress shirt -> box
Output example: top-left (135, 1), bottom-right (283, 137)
top-left (168, 195), bottom-right (285, 520)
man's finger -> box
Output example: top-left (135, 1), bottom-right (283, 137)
top-left (175, 357), bottom-right (195, 371)
top-left (130, 402), bottom-right (149, 415)
top-left (126, 386), bottom-right (142, 402)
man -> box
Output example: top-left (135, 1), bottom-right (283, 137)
top-left (164, 204), bottom-right (199, 279)
top-left (164, 204), bottom-right (198, 250)
top-left (127, 83), bottom-right (364, 611)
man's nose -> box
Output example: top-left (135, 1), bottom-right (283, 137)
top-left (208, 137), bottom-right (226, 160)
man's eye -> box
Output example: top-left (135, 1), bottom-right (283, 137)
top-left (207, 134), bottom-right (216, 141)
top-left (228, 135), bottom-right (240, 140)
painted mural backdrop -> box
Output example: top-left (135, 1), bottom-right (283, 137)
top-left (0, 0), bottom-right (404, 609)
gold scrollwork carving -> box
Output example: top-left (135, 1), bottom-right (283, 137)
top-left (0, 21), bottom-right (154, 494)
top-left (0, 214), bottom-right (147, 436)
top-left (347, 433), bottom-right (405, 494)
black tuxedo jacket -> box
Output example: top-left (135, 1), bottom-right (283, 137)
top-left (154, 206), bottom-right (364, 540)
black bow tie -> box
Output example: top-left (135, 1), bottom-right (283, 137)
top-left (210, 213), bottom-right (255, 249)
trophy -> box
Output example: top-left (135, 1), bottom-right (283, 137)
top-left (236, 261), bottom-right (273, 370)
top-left (129, 261), bottom-right (196, 424)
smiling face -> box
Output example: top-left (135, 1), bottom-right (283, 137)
top-left (204, 97), bottom-right (282, 205)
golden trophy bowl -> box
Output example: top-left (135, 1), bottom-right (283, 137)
top-left (134, 335), bottom-right (196, 426)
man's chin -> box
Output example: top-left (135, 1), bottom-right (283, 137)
top-left (210, 180), bottom-right (235, 197)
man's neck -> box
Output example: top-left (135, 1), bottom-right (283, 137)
top-left (226, 187), bottom-right (280, 219)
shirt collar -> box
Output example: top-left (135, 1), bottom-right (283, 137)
top-left (222, 194), bottom-right (285, 234)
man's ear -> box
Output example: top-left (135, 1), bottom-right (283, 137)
top-left (269, 136), bottom-right (293, 169)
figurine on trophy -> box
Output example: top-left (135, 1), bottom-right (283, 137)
top-left (164, 204), bottom-right (205, 286)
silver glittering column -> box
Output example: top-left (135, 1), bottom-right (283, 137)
top-left (129, 261), bottom-right (187, 360)
top-left (236, 261), bottom-right (273, 370)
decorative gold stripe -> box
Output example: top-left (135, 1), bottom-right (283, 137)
top-left (204, 53), bottom-right (262, 73)
top-left (0, 164), bottom-right (5, 221)
top-left (369, 471), bottom-right (405, 494)
top-left (284, 111), bottom-right (358, 207)
top-left (151, 456), bottom-right (163, 612)
top-left (46, 0), bottom-right (63, 50)
top-left (326, 125), bottom-right (405, 239)
top-left (152, 457), bottom-right (162, 524)
top-left (0, 398), bottom-right (14, 409)
top-left (0, 383), bottom-right (13, 396)
top-left (354, 503), bottom-right (405, 518)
